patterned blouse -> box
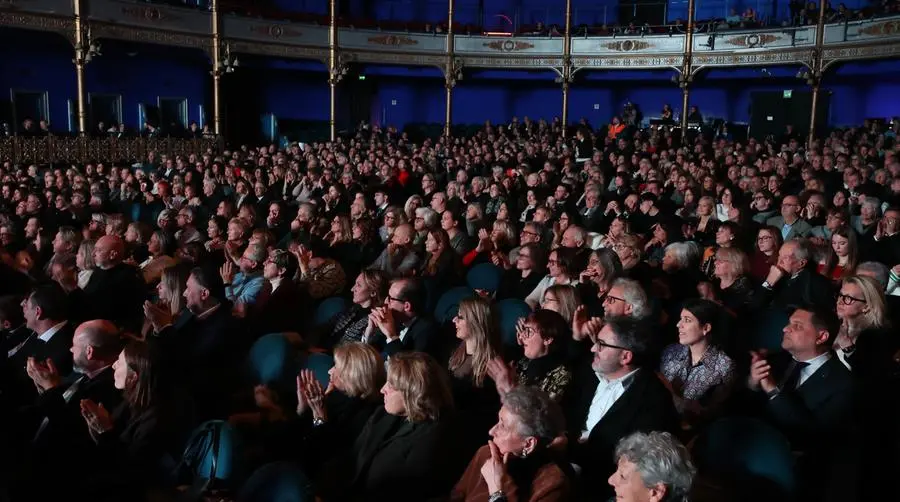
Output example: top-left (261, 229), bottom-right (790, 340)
top-left (659, 344), bottom-right (735, 402)
top-left (514, 354), bottom-right (573, 402)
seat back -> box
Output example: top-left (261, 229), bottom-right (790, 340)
top-left (300, 352), bottom-right (334, 388)
top-left (692, 417), bottom-right (795, 500)
top-left (314, 296), bottom-right (347, 327)
top-left (749, 308), bottom-right (789, 353)
top-left (466, 263), bottom-right (504, 293)
top-left (247, 333), bottom-right (298, 388)
top-left (236, 462), bottom-right (313, 502)
top-left (496, 298), bottom-right (532, 347)
top-left (434, 286), bottom-right (475, 324)
top-left (176, 420), bottom-right (242, 499)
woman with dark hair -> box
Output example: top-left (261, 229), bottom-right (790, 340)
top-left (319, 352), bottom-right (462, 501)
top-left (817, 226), bottom-right (860, 281)
top-left (488, 309), bottom-right (574, 402)
top-left (350, 216), bottom-right (384, 269)
top-left (659, 299), bottom-right (735, 428)
top-left (80, 342), bottom-right (189, 498)
top-left (524, 247), bottom-right (581, 309)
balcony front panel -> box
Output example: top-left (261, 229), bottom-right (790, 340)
top-left (1, 0), bottom-right (72, 16)
top-left (88, 0), bottom-right (210, 35)
top-left (223, 17), bottom-right (329, 47)
top-left (823, 18), bottom-right (900, 45)
top-left (572, 35), bottom-right (685, 57)
top-left (692, 26), bottom-right (816, 54)
top-left (339, 29), bottom-right (447, 53)
top-left (455, 36), bottom-right (564, 56)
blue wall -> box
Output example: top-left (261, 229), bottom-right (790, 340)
top-left (0, 29), bottom-right (208, 132)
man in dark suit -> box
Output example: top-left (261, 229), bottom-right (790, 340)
top-left (146, 265), bottom-right (242, 419)
top-left (368, 277), bottom-right (441, 360)
top-left (3, 284), bottom-right (74, 408)
top-left (566, 316), bottom-right (679, 499)
top-left (756, 239), bottom-right (835, 311)
top-left (80, 235), bottom-right (147, 333)
top-left (747, 305), bottom-right (858, 502)
top-left (11, 319), bottom-right (122, 499)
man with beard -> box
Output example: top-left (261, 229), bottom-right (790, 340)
top-left (145, 265), bottom-right (239, 419)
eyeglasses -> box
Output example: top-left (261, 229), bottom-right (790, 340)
top-left (837, 293), bottom-right (866, 305)
top-left (519, 325), bottom-right (539, 339)
top-left (603, 294), bottom-right (626, 305)
top-left (593, 338), bottom-right (630, 351)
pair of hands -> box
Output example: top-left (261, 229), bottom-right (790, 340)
top-left (26, 357), bottom-right (62, 391)
top-left (253, 369), bottom-right (331, 421)
top-left (748, 349), bottom-right (777, 393)
top-left (368, 306), bottom-right (398, 341)
top-left (80, 399), bottom-right (114, 437)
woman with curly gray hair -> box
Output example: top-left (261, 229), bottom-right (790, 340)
top-left (608, 431), bottom-right (695, 502)
top-left (450, 386), bottom-right (571, 501)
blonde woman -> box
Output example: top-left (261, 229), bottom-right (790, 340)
top-left (76, 239), bottom-right (96, 289)
top-left (141, 265), bottom-right (188, 338)
top-left (319, 352), bottom-right (457, 501)
top-left (834, 275), bottom-right (893, 377)
top-left (541, 284), bottom-right (579, 324)
top-left (448, 296), bottom-right (504, 442)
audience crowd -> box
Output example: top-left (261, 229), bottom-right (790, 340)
top-left (1, 111), bottom-right (899, 502)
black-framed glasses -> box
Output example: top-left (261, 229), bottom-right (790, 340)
top-left (838, 293), bottom-right (866, 305)
top-left (592, 338), bottom-right (630, 351)
top-left (386, 295), bottom-right (405, 304)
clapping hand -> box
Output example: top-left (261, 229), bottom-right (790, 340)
top-left (486, 357), bottom-right (517, 395)
top-left (369, 306), bottom-right (398, 341)
top-left (219, 261), bottom-right (236, 284)
top-left (80, 399), bottom-right (114, 437)
top-left (571, 305), bottom-right (603, 342)
top-left (144, 301), bottom-right (175, 332)
top-left (298, 369), bottom-right (328, 421)
top-left (748, 350), bottom-right (776, 393)
top-left (26, 357), bottom-right (61, 391)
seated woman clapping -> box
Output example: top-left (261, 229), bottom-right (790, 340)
top-left (450, 386), bottom-right (571, 501)
top-left (318, 352), bottom-right (464, 502)
top-left (487, 310), bottom-right (574, 402)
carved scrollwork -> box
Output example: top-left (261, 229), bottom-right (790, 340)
top-left (367, 34), bottom-right (418, 47)
top-left (120, 6), bottom-right (179, 23)
top-left (603, 40), bottom-right (653, 52)
top-left (482, 40), bottom-right (535, 52)
top-left (725, 33), bottom-right (781, 48)
top-left (249, 24), bottom-right (303, 40)
top-left (859, 20), bottom-right (900, 36)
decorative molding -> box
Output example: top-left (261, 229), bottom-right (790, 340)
top-left (90, 21), bottom-right (209, 49)
top-left (119, 5), bottom-right (179, 23)
top-left (603, 40), bottom-right (653, 52)
top-left (0, 11), bottom-right (73, 34)
top-left (823, 42), bottom-right (900, 61)
top-left (482, 40), bottom-right (535, 52)
top-left (0, 136), bottom-right (221, 164)
top-left (462, 56), bottom-right (562, 68)
top-left (574, 55), bottom-right (683, 68)
top-left (230, 40), bottom-right (328, 60)
top-left (350, 50), bottom-right (444, 66)
top-left (248, 24), bottom-right (303, 40)
top-left (693, 49), bottom-right (812, 65)
top-left (859, 20), bottom-right (900, 36)
top-left (725, 33), bottom-right (781, 48)
top-left (367, 34), bottom-right (418, 46)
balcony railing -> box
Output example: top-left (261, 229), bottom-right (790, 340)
top-left (0, 136), bottom-right (223, 164)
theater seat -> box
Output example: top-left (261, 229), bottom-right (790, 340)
top-left (314, 296), bottom-right (347, 327)
top-left (179, 420), bottom-right (243, 496)
top-left (692, 417), bottom-right (795, 501)
top-left (300, 352), bottom-right (334, 388)
top-left (247, 333), bottom-right (299, 390)
top-left (434, 286), bottom-right (475, 324)
top-left (749, 308), bottom-right (789, 353)
top-left (237, 462), bottom-right (313, 502)
top-left (466, 263), bottom-right (504, 294)
top-left (496, 298), bottom-right (532, 348)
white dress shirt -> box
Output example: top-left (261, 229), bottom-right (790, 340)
top-left (797, 352), bottom-right (831, 387)
top-left (581, 368), bottom-right (640, 440)
top-left (38, 321), bottom-right (68, 342)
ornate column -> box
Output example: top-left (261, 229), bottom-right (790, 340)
top-left (561, 0), bottom-right (572, 136)
top-left (73, 0), bottom-right (89, 135)
top-left (211, 0), bottom-right (222, 135)
top-left (679, 0), bottom-right (696, 133)
top-left (328, 0), bottom-right (342, 141)
top-left (444, 0), bottom-right (456, 137)
top-left (807, 0), bottom-right (827, 148)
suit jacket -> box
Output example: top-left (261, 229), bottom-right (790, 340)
top-left (753, 268), bottom-right (836, 312)
top-left (255, 279), bottom-right (307, 335)
top-left (327, 407), bottom-right (464, 502)
top-left (81, 263), bottom-right (147, 332)
top-left (2, 322), bottom-right (75, 408)
top-left (765, 215), bottom-right (813, 240)
top-left (372, 315), bottom-right (442, 359)
top-left (566, 367), bottom-right (679, 499)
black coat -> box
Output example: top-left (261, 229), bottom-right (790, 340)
top-left (2, 322), bottom-right (75, 408)
top-left (80, 263), bottom-right (147, 332)
top-left (324, 407), bottom-right (465, 502)
top-left (566, 367), bottom-right (679, 499)
top-left (372, 315), bottom-right (443, 360)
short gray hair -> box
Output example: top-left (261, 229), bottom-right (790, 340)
top-left (501, 386), bottom-right (565, 447)
top-left (615, 431), bottom-right (696, 502)
top-left (664, 242), bottom-right (700, 270)
top-left (857, 261), bottom-right (890, 290)
top-left (612, 278), bottom-right (650, 319)
top-left (415, 207), bottom-right (439, 229)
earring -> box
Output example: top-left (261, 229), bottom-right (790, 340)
top-left (520, 448), bottom-right (528, 458)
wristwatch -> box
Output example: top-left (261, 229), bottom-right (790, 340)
top-left (312, 417), bottom-right (326, 427)
top-left (488, 491), bottom-right (507, 502)
top-left (761, 281), bottom-right (773, 290)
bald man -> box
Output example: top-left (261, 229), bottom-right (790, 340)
top-left (80, 235), bottom-right (146, 332)
top-left (368, 223), bottom-right (422, 278)
top-left (12, 320), bottom-right (122, 499)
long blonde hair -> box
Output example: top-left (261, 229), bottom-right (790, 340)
top-left (842, 275), bottom-right (888, 331)
top-left (388, 352), bottom-right (454, 422)
top-left (449, 296), bottom-right (501, 387)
